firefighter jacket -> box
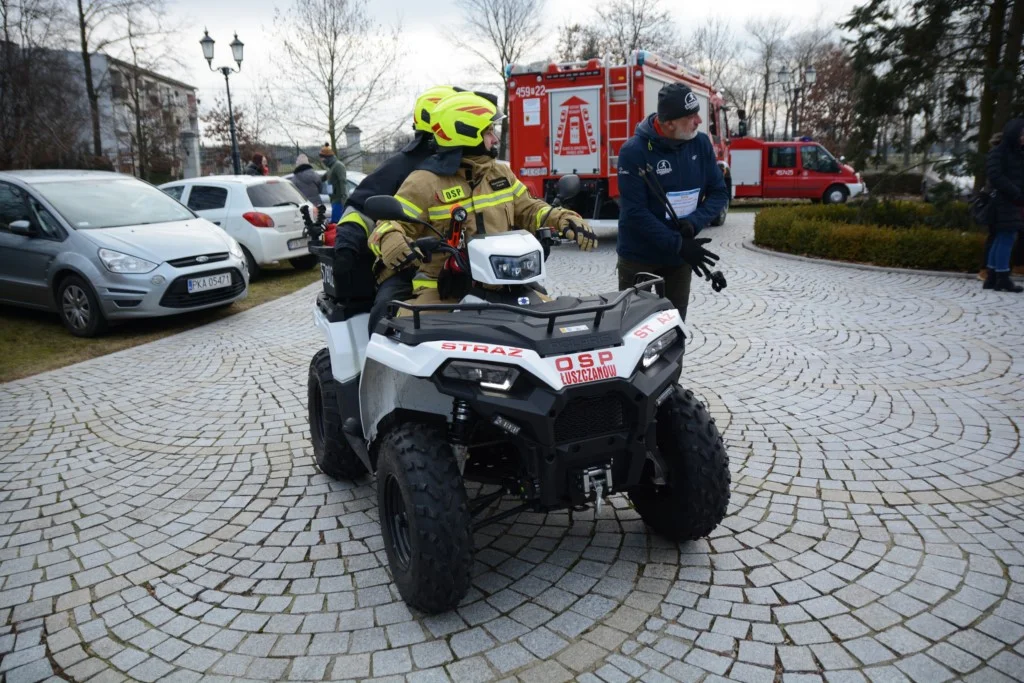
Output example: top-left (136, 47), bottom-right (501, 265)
top-left (369, 154), bottom-right (583, 286)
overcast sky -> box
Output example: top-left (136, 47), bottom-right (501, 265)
top-left (167, 0), bottom-right (868, 144)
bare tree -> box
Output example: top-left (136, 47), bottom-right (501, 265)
top-left (777, 20), bottom-right (833, 138)
top-left (454, 0), bottom-right (547, 159)
top-left (273, 0), bottom-right (402, 154)
top-left (557, 22), bottom-right (603, 62)
top-left (1, 0), bottom-right (90, 169)
top-left (692, 16), bottom-right (739, 88)
top-left (745, 16), bottom-right (788, 139)
top-left (596, 0), bottom-right (679, 64)
top-left (113, 1), bottom-right (183, 180)
top-left (70, 0), bottom-right (160, 158)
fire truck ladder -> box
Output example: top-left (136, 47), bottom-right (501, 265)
top-left (602, 57), bottom-right (631, 219)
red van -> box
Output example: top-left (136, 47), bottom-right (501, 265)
top-left (729, 137), bottom-right (866, 204)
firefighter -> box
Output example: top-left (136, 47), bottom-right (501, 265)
top-left (616, 83), bottom-right (726, 320)
top-left (331, 85), bottom-right (461, 331)
top-left (368, 91), bottom-right (597, 311)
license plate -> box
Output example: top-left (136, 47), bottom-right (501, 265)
top-left (288, 238), bottom-right (306, 250)
top-left (187, 273), bottom-right (232, 293)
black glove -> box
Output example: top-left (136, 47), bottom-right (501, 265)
top-left (678, 237), bottom-right (719, 278)
top-left (677, 219), bottom-right (696, 239)
top-left (709, 270), bottom-right (727, 292)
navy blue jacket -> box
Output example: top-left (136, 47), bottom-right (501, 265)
top-left (616, 114), bottom-right (728, 267)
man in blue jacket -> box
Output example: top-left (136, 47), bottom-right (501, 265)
top-left (617, 83), bottom-right (726, 319)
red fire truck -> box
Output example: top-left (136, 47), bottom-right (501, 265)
top-left (505, 51), bottom-right (866, 221)
top-left (505, 51), bottom-right (731, 222)
top-left (728, 137), bottom-right (865, 204)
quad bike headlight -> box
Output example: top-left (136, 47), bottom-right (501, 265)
top-left (642, 329), bottom-right (680, 368)
top-left (443, 361), bottom-right (520, 391)
top-left (489, 251), bottom-right (541, 281)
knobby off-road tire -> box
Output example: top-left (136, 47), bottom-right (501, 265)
top-left (629, 386), bottom-right (730, 541)
top-left (308, 349), bottom-right (365, 479)
top-left (377, 423), bottom-right (473, 614)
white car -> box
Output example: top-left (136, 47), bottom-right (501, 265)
top-left (921, 158), bottom-right (974, 201)
top-left (160, 176), bottom-right (316, 277)
top-left (282, 169), bottom-right (367, 209)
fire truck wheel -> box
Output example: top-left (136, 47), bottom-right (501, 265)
top-left (823, 185), bottom-right (849, 205)
top-left (710, 199), bottom-right (729, 227)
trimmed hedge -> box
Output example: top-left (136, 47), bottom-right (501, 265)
top-left (861, 171), bottom-right (924, 196)
top-left (754, 202), bottom-right (985, 272)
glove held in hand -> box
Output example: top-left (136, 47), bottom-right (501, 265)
top-left (678, 237), bottom-right (719, 279)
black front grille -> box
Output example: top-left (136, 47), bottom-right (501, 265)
top-left (554, 394), bottom-right (630, 443)
top-left (167, 252), bottom-right (229, 268)
top-left (159, 268), bottom-right (245, 308)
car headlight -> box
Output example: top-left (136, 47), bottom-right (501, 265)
top-left (98, 248), bottom-right (158, 274)
top-left (227, 239), bottom-right (244, 260)
top-left (442, 361), bottom-right (520, 391)
top-left (642, 329), bottom-right (679, 368)
top-left (490, 251), bottom-right (541, 281)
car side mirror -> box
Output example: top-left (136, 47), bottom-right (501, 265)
top-left (839, 156), bottom-right (846, 164)
top-left (9, 220), bottom-right (34, 237)
top-left (556, 174), bottom-right (581, 202)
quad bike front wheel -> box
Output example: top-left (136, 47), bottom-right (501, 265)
top-left (377, 423), bottom-right (473, 614)
top-left (308, 349), bottom-right (366, 479)
top-left (629, 386), bottom-right (730, 541)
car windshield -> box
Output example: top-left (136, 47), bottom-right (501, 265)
top-left (33, 178), bottom-right (194, 230)
top-left (247, 181), bottom-right (306, 208)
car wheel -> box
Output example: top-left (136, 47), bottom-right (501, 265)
top-left (242, 246), bottom-right (260, 280)
top-left (57, 275), bottom-right (107, 337)
top-left (822, 184), bottom-right (849, 204)
top-left (290, 255), bottom-right (318, 270)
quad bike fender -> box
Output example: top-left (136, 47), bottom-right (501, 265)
top-left (360, 357), bottom-right (452, 444)
top-left (362, 308), bottom-right (686, 391)
top-left (313, 306), bottom-right (370, 383)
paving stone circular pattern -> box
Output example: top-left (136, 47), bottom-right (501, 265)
top-left (2, 212), bottom-right (1024, 682)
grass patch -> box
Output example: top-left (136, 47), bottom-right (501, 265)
top-left (0, 266), bottom-right (319, 383)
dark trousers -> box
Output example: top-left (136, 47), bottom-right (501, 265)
top-left (368, 269), bottom-right (414, 334)
top-left (617, 257), bottom-right (692, 320)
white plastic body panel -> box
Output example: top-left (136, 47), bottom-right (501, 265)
top-left (467, 231), bottom-right (546, 286)
top-left (313, 306), bottom-right (370, 383)
top-left (361, 308), bottom-right (685, 391)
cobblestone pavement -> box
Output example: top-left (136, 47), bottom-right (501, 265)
top-left (2, 212), bottom-right (1024, 683)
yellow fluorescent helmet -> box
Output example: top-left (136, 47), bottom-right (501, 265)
top-left (413, 85), bottom-right (460, 134)
top-left (430, 91), bottom-right (505, 148)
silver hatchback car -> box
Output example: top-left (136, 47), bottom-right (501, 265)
top-left (0, 170), bottom-right (249, 337)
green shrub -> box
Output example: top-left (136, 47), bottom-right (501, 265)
top-left (754, 205), bottom-right (986, 272)
top-left (861, 171), bottom-right (924, 195)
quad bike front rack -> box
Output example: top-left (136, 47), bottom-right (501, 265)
top-left (384, 272), bottom-right (667, 333)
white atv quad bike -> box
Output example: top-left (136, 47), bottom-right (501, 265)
top-left (306, 176), bottom-right (730, 614)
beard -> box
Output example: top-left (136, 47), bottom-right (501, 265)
top-left (676, 127), bottom-right (699, 141)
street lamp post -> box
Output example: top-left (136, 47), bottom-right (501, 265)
top-left (778, 65), bottom-right (817, 139)
top-left (200, 29), bottom-right (245, 174)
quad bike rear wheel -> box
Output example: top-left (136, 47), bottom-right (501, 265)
top-left (629, 386), bottom-right (730, 541)
top-left (377, 423), bottom-right (473, 614)
top-left (308, 349), bottom-right (366, 479)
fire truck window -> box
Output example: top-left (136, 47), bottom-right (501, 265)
top-left (768, 146), bottom-right (796, 169)
top-left (803, 145), bottom-right (839, 173)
